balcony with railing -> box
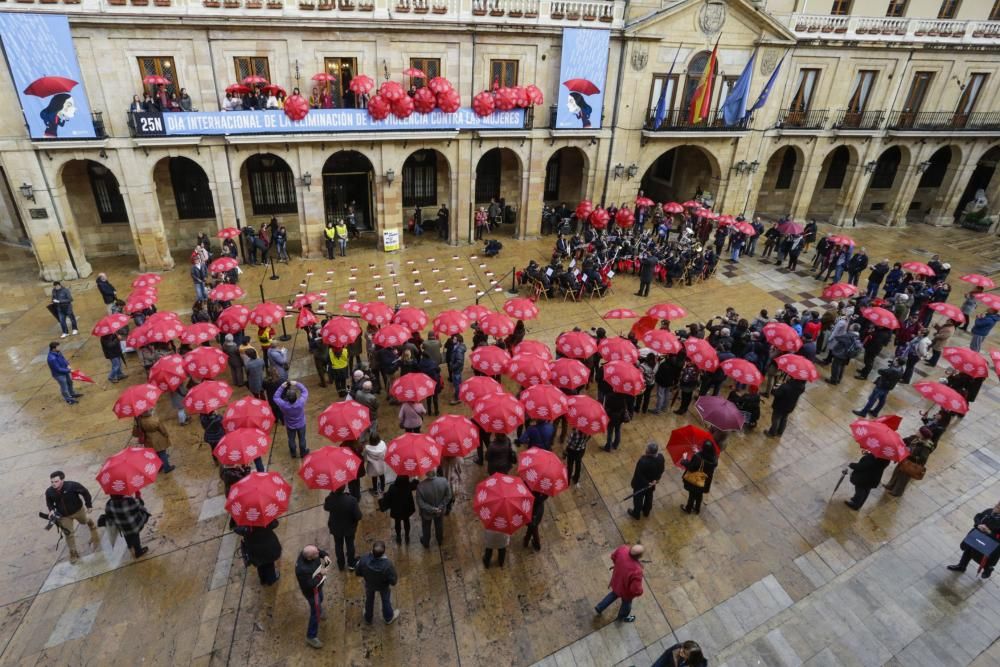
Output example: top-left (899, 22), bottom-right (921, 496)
top-left (776, 108), bottom-right (828, 130)
top-left (832, 109), bottom-right (885, 131)
top-left (642, 108), bottom-right (751, 133)
top-left (886, 110), bottom-right (1000, 132)
top-left (785, 13), bottom-right (1000, 45)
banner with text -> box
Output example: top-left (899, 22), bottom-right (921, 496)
top-left (554, 28), bottom-right (610, 130)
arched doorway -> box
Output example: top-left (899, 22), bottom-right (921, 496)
top-left (323, 150), bottom-right (375, 245)
top-left (474, 148), bottom-right (522, 238)
top-left (908, 146), bottom-right (952, 222)
top-left (543, 147), bottom-right (588, 206)
top-left (858, 146), bottom-right (908, 223)
top-left (639, 146), bottom-right (719, 205)
top-left (153, 156), bottom-right (216, 253)
top-left (401, 149), bottom-right (451, 242)
top-left (807, 145), bottom-right (855, 222)
top-left (757, 146), bottom-right (804, 218)
top-left (60, 159), bottom-right (133, 263)
top-left (954, 145), bottom-right (1000, 221)
top-left (239, 153), bottom-right (298, 250)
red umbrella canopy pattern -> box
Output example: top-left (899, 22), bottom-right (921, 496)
top-left (642, 329), bottom-right (681, 355)
top-left (822, 283), bottom-right (858, 300)
top-left (226, 472), bottom-right (292, 527)
top-left (470, 345), bottom-right (511, 376)
top-left (684, 338), bottom-right (720, 372)
top-left (132, 273), bottom-right (163, 289)
top-left (209, 284), bottom-right (245, 302)
top-left (517, 447), bottom-right (568, 496)
top-left (912, 381), bottom-right (969, 414)
top-left (474, 473), bottom-right (535, 535)
top-left (113, 383), bottom-right (163, 419)
top-left (97, 447), bottom-right (162, 495)
top-left (507, 353), bottom-right (552, 387)
top-left (604, 308), bottom-right (639, 319)
top-left (217, 305), bottom-right (251, 334)
top-left (647, 303), bottom-right (687, 320)
top-left (598, 337), bottom-right (639, 364)
top-left (181, 322), bottom-right (220, 346)
top-left (564, 395), bottom-right (609, 434)
top-left (927, 302), bottom-right (966, 323)
top-left (183, 346), bottom-right (228, 380)
top-left (317, 399), bottom-right (371, 442)
top-left (556, 331), bottom-right (597, 359)
top-left (298, 446), bottom-right (362, 490)
top-left (479, 312), bottom-right (515, 338)
top-left (602, 360), bottom-right (645, 396)
top-left (433, 310), bottom-right (470, 336)
top-left (513, 340), bottom-right (552, 361)
top-left (472, 392), bottom-right (526, 433)
top-left (519, 384), bottom-right (569, 420)
top-left (850, 419), bottom-right (908, 461)
top-left (666, 425), bottom-right (718, 468)
top-left (249, 302), bottom-right (286, 328)
top-left (321, 317), bottom-right (362, 347)
top-left (720, 358), bottom-right (763, 387)
top-left (213, 428), bottom-right (270, 466)
top-left (763, 322), bottom-right (803, 353)
top-left (360, 301), bottom-right (394, 327)
top-left (549, 358), bottom-right (589, 390)
top-left (92, 313), bottom-right (130, 337)
top-left (386, 433), bottom-right (442, 477)
top-left (223, 397), bottom-right (276, 432)
top-left (428, 415), bottom-right (479, 457)
top-left (392, 307), bottom-right (429, 332)
top-left (148, 354), bottom-right (188, 392)
top-left (459, 376), bottom-right (505, 406)
top-left (861, 307), bottom-right (900, 330)
top-left (463, 304), bottom-right (491, 322)
top-left (941, 347), bottom-right (988, 378)
top-left (183, 380), bottom-right (233, 414)
top-left (775, 354), bottom-right (819, 382)
top-left (390, 373), bottom-right (437, 403)
top-left (373, 324), bottom-right (412, 348)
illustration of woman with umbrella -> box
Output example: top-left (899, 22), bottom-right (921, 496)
top-left (25, 76), bottom-right (80, 138)
top-left (566, 92), bottom-right (592, 128)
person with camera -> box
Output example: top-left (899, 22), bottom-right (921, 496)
top-left (102, 493), bottom-right (150, 558)
top-left (295, 545), bottom-right (332, 648)
top-left (45, 471), bottom-right (99, 560)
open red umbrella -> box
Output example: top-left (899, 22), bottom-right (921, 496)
top-left (503, 297), bottom-right (539, 321)
top-left (776, 221), bottom-right (803, 235)
top-left (850, 419), bottom-right (908, 461)
top-left (349, 74), bottom-right (375, 94)
top-left (312, 72), bottom-right (337, 84)
top-left (479, 312), bottom-right (515, 338)
top-left (373, 324), bottom-right (411, 348)
top-left (402, 67), bottom-right (427, 79)
top-left (641, 329), bottom-right (681, 355)
top-left (379, 81), bottom-right (405, 102)
top-left (875, 414), bottom-right (903, 431)
top-left (459, 376), bottom-right (505, 406)
top-left (124, 291), bottom-right (157, 315)
top-left (474, 473), bottom-right (535, 535)
top-left (183, 346), bottom-right (227, 380)
top-left (317, 399), bottom-right (371, 442)
top-left (602, 360), bottom-right (645, 396)
top-left (861, 307), bottom-right (900, 330)
top-left (24, 76), bottom-right (78, 97)
top-left (261, 84), bottom-right (286, 96)
top-left (292, 292), bottom-right (323, 309)
top-left (463, 304), bottom-right (491, 322)
top-left (720, 358), bottom-right (763, 386)
top-left (297, 309), bottom-right (318, 330)
top-left (615, 207), bottom-right (635, 229)
top-left (226, 472), bottom-right (291, 527)
top-left (507, 354), bottom-right (551, 387)
top-left (562, 78), bottom-right (600, 95)
top-left (214, 428), bottom-right (270, 466)
top-left (96, 447), bottom-right (162, 495)
top-left (734, 222), bottom-right (756, 236)
top-left (717, 215), bottom-right (736, 227)
top-left (775, 354), bottom-right (819, 382)
top-left (575, 200), bottom-right (594, 220)
top-left (763, 322), bottom-right (803, 352)
top-left (565, 395), bottom-right (609, 434)
top-left (549, 358), bottom-right (589, 390)
top-left (556, 332), bottom-right (597, 359)
top-left (599, 337), bottom-right (639, 364)
top-left (180, 322), bottom-right (220, 346)
top-left (321, 317), bottom-right (362, 347)
top-left (217, 304), bottom-right (251, 334)
top-left (822, 283), bottom-right (858, 300)
top-left (912, 381), bottom-right (969, 414)
top-left (989, 348), bottom-right (1000, 377)
top-left (148, 354), bottom-right (188, 392)
top-left (299, 446), bottom-right (362, 490)
top-left (386, 433), bottom-right (441, 477)
top-left (113, 383), bottom-right (163, 419)
top-left (901, 261), bottom-right (935, 277)
top-left (647, 303), bottom-right (688, 321)
top-left (828, 235), bottom-right (855, 246)
top-left (470, 345), bottom-right (511, 376)
top-left (662, 202), bottom-right (683, 214)
top-left (634, 196), bottom-right (654, 207)
top-left (242, 75), bottom-right (268, 85)
top-left (666, 425), bottom-right (718, 468)
top-left (433, 310), bottom-right (470, 336)
top-left (226, 84), bottom-right (251, 95)
top-left (142, 74), bottom-right (169, 86)
top-left (146, 312), bottom-right (179, 326)
top-left (428, 415), bottom-right (479, 457)
top-left (684, 338), bottom-right (719, 372)
top-left (392, 307), bottom-right (429, 332)
top-left (513, 340), bottom-right (552, 361)
top-left (428, 76), bottom-right (453, 94)
top-left (91, 313), bottom-right (130, 337)
top-left (360, 301), bottom-right (394, 327)
top-left (604, 308), bottom-right (639, 319)
top-left (589, 208), bottom-right (610, 230)
top-left (223, 397), bottom-right (276, 432)
top-left (132, 273), bottom-right (163, 289)
top-left (960, 274), bottom-right (996, 289)
top-left (694, 395), bottom-right (744, 432)
top-left (941, 347), bottom-right (987, 378)
top-left (184, 380), bottom-right (233, 414)
top-left (217, 227), bottom-right (241, 239)
top-left (974, 293), bottom-right (1000, 310)
top-left (518, 447), bottom-right (568, 496)
top-left (472, 392), bottom-right (525, 433)
top-left (519, 384), bottom-right (568, 420)
top-left (928, 302), bottom-right (966, 323)
top-left (390, 373), bottom-right (437, 403)
top-left (127, 318), bottom-right (182, 348)
top-left (209, 284), bottom-right (245, 302)
top-left (248, 302), bottom-right (285, 328)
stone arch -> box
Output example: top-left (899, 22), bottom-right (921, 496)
top-left (954, 145), bottom-right (1000, 222)
top-left (908, 146), bottom-right (955, 223)
top-left (55, 158), bottom-right (136, 266)
top-left (474, 147), bottom-right (524, 238)
top-left (807, 144), bottom-right (859, 222)
top-left (638, 145), bottom-right (721, 206)
top-left (399, 148), bottom-right (453, 242)
top-left (542, 146), bottom-right (590, 206)
top-left (151, 156), bottom-right (217, 253)
top-left (238, 152), bottom-right (301, 252)
top-left (321, 150), bottom-right (376, 248)
top-left (858, 145), bottom-right (911, 223)
top-left (756, 144), bottom-right (807, 218)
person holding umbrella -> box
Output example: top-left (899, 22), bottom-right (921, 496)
top-left (137, 409), bottom-right (175, 473)
top-left (680, 441), bottom-right (718, 515)
top-left (844, 450), bottom-right (890, 510)
top-left (483, 527), bottom-right (510, 568)
top-left (852, 357), bottom-right (905, 418)
top-left (884, 427), bottom-right (936, 497)
top-left (594, 543), bottom-right (645, 623)
top-left (764, 377), bottom-right (806, 438)
top-left (102, 493), bottom-right (150, 558)
top-left (628, 442), bottom-right (665, 519)
top-left (234, 519), bottom-right (282, 586)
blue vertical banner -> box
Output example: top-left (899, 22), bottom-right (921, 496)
top-left (555, 28), bottom-right (610, 130)
top-left (0, 12), bottom-right (95, 139)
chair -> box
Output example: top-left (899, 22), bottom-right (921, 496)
top-left (532, 279), bottom-right (549, 301)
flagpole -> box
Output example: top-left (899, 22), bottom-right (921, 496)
top-left (653, 45), bottom-right (683, 130)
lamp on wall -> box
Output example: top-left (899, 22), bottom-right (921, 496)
top-left (733, 160), bottom-right (749, 174)
top-left (863, 160), bottom-right (878, 174)
top-left (626, 163), bottom-right (639, 179)
top-left (18, 182), bottom-right (34, 203)
top-left (385, 168), bottom-right (395, 185)
top-left (299, 171), bottom-right (312, 190)
top-left (916, 160), bottom-right (932, 174)
top-left (613, 163), bottom-right (625, 179)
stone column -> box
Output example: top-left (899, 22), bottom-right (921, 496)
top-left (380, 156), bottom-right (403, 252)
top-left (885, 165), bottom-right (924, 228)
top-left (833, 164), bottom-right (870, 228)
top-left (925, 161), bottom-right (977, 227)
top-left (116, 150), bottom-right (174, 271)
top-left (455, 138), bottom-right (473, 245)
top-left (522, 143), bottom-right (544, 237)
top-left (790, 162), bottom-right (824, 221)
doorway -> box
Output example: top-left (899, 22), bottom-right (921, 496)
top-left (323, 151), bottom-right (376, 241)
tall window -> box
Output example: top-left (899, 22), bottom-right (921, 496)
top-left (775, 149), bottom-right (797, 190)
top-left (137, 56), bottom-right (178, 96)
top-left (822, 147), bottom-right (850, 189)
top-left (992, 0), bottom-right (1000, 20)
top-left (322, 57), bottom-right (359, 108)
top-left (956, 73), bottom-right (988, 115)
top-left (717, 76), bottom-right (739, 110)
top-left (234, 57), bottom-right (271, 84)
top-left (543, 157), bottom-right (560, 200)
top-left (682, 52), bottom-right (711, 111)
top-left (647, 74), bottom-right (679, 127)
top-left (886, 0), bottom-right (907, 17)
top-left (169, 158), bottom-right (215, 220)
top-left (489, 60), bottom-right (518, 88)
top-left (475, 150), bottom-right (501, 202)
top-left (789, 69), bottom-right (820, 113)
top-left (938, 0), bottom-right (960, 19)
top-left (409, 58), bottom-right (440, 89)
top-left (402, 151), bottom-right (438, 207)
top-left (89, 163), bottom-right (128, 224)
top-left (902, 71), bottom-right (934, 113)
top-left (830, 0), bottom-right (852, 15)
top-left (246, 155), bottom-right (296, 215)
top-left (846, 70), bottom-right (877, 115)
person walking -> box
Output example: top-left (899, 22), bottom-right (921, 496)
top-left (680, 440), bottom-right (718, 515)
top-left (883, 427), bottom-right (935, 497)
top-left (103, 493), bottom-right (150, 558)
top-left (47, 342), bottom-right (81, 404)
top-left (50, 281), bottom-right (78, 337)
top-left (594, 543), bottom-right (645, 623)
top-left (274, 381), bottom-right (309, 458)
top-left (95, 273), bottom-right (117, 314)
top-left (844, 451), bottom-right (890, 510)
top-left (947, 501), bottom-right (1000, 578)
top-left (483, 528), bottom-right (510, 568)
top-left (235, 519), bottom-right (282, 585)
top-left (852, 357), bottom-right (905, 418)
top-left (969, 309), bottom-right (1000, 352)
top-left (324, 486), bottom-right (362, 570)
top-left (765, 378), bottom-right (806, 438)
top-left (602, 390), bottom-right (630, 452)
top-left (295, 545), bottom-right (332, 648)
top-left (384, 474), bottom-right (417, 544)
top-left (628, 442), bottom-right (665, 519)
top-left (522, 490), bottom-right (547, 551)
top-left (416, 469), bottom-right (452, 548)
top-left (564, 428), bottom-right (589, 485)
top-left (354, 540), bottom-right (401, 624)
top-left (101, 332), bottom-right (127, 383)
top-left (45, 471), bottom-right (99, 560)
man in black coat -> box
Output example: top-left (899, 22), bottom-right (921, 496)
top-left (355, 540), bottom-right (401, 624)
top-left (853, 357), bottom-right (904, 418)
top-left (234, 519), bottom-right (281, 585)
top-left (628, 442), bottom-right (666, 519)
top-left (765, 378), bottom-right (806, 437)
top-left (847, 248), bottom-right (869, 286)
top-left (323, 487), bottom-right (362, 570)
top-left (635, 253), bottom-right (657, 297)
top-left (948, 501), bottom-right (1000, 578)
top-left (845, 452), bottom-right (890, 510)
top-left (45, 470), bottom-right (99, 559)
top-left (856, 326), bottom-right (893, 379)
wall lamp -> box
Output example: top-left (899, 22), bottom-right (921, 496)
top-left (19, 182), bottom-right (34, 203)
top-left (863, 160), bottom-right (878, 174)
top-left (916, 160), bottom-right (932, 174)
top-left (733, 160), bottom-right (760, 175)
top-left (385, 168), bottom-right (395, 185)
top-left (626, 163), bottom-right (639, 179)
top-left (299, 171), bottom-right (312, 190)
top-left (613, 163), bottom-right (625, 179)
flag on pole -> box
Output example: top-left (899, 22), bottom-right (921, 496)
top-left (749, 54), bottom-right (784, 113)
top-left (653, 81), bottom-right (668, 130)
top-left (688, 39), bottom-right (719, 125)
top-left (721, 50), bottom-right (756, 127)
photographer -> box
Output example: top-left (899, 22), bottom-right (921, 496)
top-left (103, 493), bottom-right (150, 558)
top-left (295, 545), bottom-right (332, 649)
top-left (45, 471), bottom-right (99, 560)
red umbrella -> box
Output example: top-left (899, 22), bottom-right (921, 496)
top-left (472, 90), bottom-right (496, 117)
top-left (556, 332), bottom-right (597, 359)
top-left (292, 292), bottom-right (323, 309)
top-left (386, 433), bottom-right (441, 477)
top-left (694, 395), bottom-right (745, 432)
top-left (775, 354), bottom-right (819, 382)
top-left (209, 284), bottom-right (245, 302)
top-left (390, 373), bottom-right (437, 403)
top-left (681, 200), bottom-right (700, 209)
top-left (990, 349), bottom-right (1000, 376)
top-left (474, 473), bottom-right (535, 535)
top-left (518, 447), bottom-right (568, 496)
top-left (463, 304), bottom-right (491, 323)
top-left (459, 376), bottom-right (505, 406)
top-left (589, 208), bottom-right (610, 230)
top-left (628, 315), bottom-right (659, 342)
top-left (338, 302), bottom-right (359, 316)
top-left (507, 353), bottom-right (551, 387)
top-left (503, 297), bottom-right (539, 321)
top-left (562, 78), bottom-right (600, 95)
top-left (974, 293), bottom-right (1000, 310)
top-left (602, 360), bottom-right (645, 396)
top-left (184, 380), bottom-right (233, 414)
top-left (297, 308), bottom-right (318, 330)
top-left (647, 303), bottom-right (688, 321)
top-left (684, 338), bottom-right (719, 372)
top-left (180, 322), bottom-right (220, 346)
top-left (436, 87), bottom-right (461, 113)
top-left (321, 317), bottom-right (362, 347)
top-left (472, 392), bottom-right (525, 433)
top-left (261, 84), bottom-right (286, 96)
top-left (213, 428), bottom-right (270, 466)
top-left (124, 292), bottom-right (157, 315)
top-left (24, 76), bottom-right (78, 97)
top-left (565, 395), bottom-right (609, 434)
top-left (379, 81), bottom-right (405, 102)
top-left (113, 383), bottom-right (163, 419)
top-left (513, 340), bottom-right (552, 361)
top-left (348, 75), bottom-right (374, 94)
top-left (525, 84), bottom-right (544, 105)
top-left (828, 235), bottom-right (855, 246)
top-left (635, 196), bottom-right (654, 207)
top-left (604, 308), bottom-right (639, 319)
top-left (519, 384), bottom-right (568, 420)
top-left (402, 67), bottom-right (427, 79)
top-left (223, 397), bottom-right (276, 432)
top-left (217, 305), bottom-right (251, 334)
top-left (549, 358), bottom-right (589, 390)
top-left (734, 222), bottom-right (756, 236)
top-left (142, 74), bottom-right (170, 86)
top-left (901, 261), bottom-right (936, 277)
top-left (960, 274), bottom-right (995, 289)
top-left (146, 311), bottom-right (179, 326)
top-left (317, 399), bottom-right (371, 442)
top-left (717, 215), bottom-right (736, 227)
top-left (360, 301), bottom-right (394, 327)
top-left (642, 329), bottom-right (681, 355)
top-left (662, 202), bottom-right (684, 214)
top-left (598, 337), bottom-right (639, 364)
top-left (217, 227), bottom-right (241, 239)
top-left (373, 324), bottom-right (412, 348)
top-left (148, 354), bottom-right (188, 392)
top-left (242, 75), bottom-right (268, 85)
top-left (913, 381), bottom-right (969, 414)
top-left (131, 273), bottom-right (163, 289)
top-left (183, 347), bottom-right (227, 380)
top-left (226, 472), bottom-right (292, 527)
top-left (226, 84), bottom-right (251, 95)
top-left (776, 221), bottom-right (803, 235)
top-left (433, 310), bottom-right (470, 336)
top-left (665, 425), bottom-right (718, 468)
top-left (720, 358), bottom-right (763, 386)
top-left (428, 76), bottom-right (453, 94)
top-left (96, 447), bottom-right (162, 495)
top-left (417, 85), bottom-right (441, 111)
top-left (428, 415), bottom-right (479, 457)
top-left (495, 86), bottom-right (518, 112)
top-left (479, 312), bottom-right (515, 338)
top-left (615, 207), bottom-right (635, 229)
top-left (128, 318), bottom-right (182, 348)
top-left (763, 322), bottom-right (803, 352)
top-left (392, 307), bottom-right (429, 332)
top-left (876, 414), bottom-right (903, 431)
top-left (91, 313), bottom-right (130, 337)
top-left (861, 307), bottom-right (900, 330)
top-left (299, 446), bottom-right (362, 490)
top-left (850, 419), bottom-right (908, 461)
top-left (928, 302), bottom-right (966, 323)
top-left (209, 256), bottom-right (237, 273)
top-left (822, 283), bottom-right (858, 300)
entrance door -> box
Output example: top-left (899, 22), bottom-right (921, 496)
top-left (323, 171), bottom-right (372, 231)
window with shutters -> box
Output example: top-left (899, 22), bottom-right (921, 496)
top-left (89, 164), bottom-right (128, 224)
top-left (409, 58), bottom-right (441, 89)
top-left (846, 70), bottom-right (877, 114)
top-left (489, 59), bottom-right (518, 88)
top-left (956, 73), bottom-right (988, 115)
top-left (234, 57), bottom-right (271, 85)
top-left (137, 56), bottom-right (179, 96)
top-left (789, 69), bottom-right (820, 113)
top-left (402, 150), bottom-right (438, 207)
top-left (830, 0), bottom-right (852, 15)
top-left (246, 155), bottom-right (297, 215)
top-left (938, 0), bottom-right (960, 19)
top-left (646, 74), bottom-right (679, 127)
top-left (886, 0), bottom-right (907, 17)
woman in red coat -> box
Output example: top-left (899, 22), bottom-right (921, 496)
top-left (594, 543), bottom-right (644, 622)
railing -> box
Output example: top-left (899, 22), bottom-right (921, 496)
top-left (887, 110), bottom-right (1000, 131)
top-left (832, 109), bottom-right (884, 131)
top-left (471, 0), bottom-right (539, 17)
top-left (776, 108), bottom-right (828, 130)
top-left (643, 108), bottom-right (751, 132)
top-left (786, 12), bottom-right (1000, 44)
top-left (91, 111), bottom-right (108, 139)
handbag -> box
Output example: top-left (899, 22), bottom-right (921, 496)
top-left (897, 458), bottom-right (926, 480)
top-left (962, 528), bottom-right (1000, 572)
top-left (683, 461), bottom-right (708, 489)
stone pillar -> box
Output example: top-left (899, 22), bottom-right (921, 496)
top-left (885, 165), bottom-right (924, 228)
top-left (832, 164), bottom-right (869, 228)
top-left (925, 161), bottom-right (977, 227)
top-left (455, 138), bottom-right (473, 245)
top-left (381, 165), bottom-right (403, 253)
top-left (790, 163), bottom-right (824, 221)
top-left (116, 150), bottom-right (174, 271)
top-left (521, 144), bottom-right (543, 238)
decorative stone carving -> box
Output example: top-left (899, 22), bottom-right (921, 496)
top-left (698, 0), bottom-right (726, 37)
top-left (759, 48), bottom-right (780, 76)
top-left (631, 44), bottom-right (648, 72)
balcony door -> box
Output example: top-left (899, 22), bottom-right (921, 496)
top-left (898, 71), bottom-right (933, 128)
top-left (787, 68), bottom-right (819, 127)
top-left (843, 70), bottom-right (877, 128)
top-left (953, 73), bottom-right (988, 128)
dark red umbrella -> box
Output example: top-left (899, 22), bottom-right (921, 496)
top-left (912, 381), bottom-right (969, 415)
top-left (24, 76), bottom-right (78, 97)
top-left (602, 361), bottom-right (645, 396)
top-left (242, 75), bottom-right (268, 85)
top-left (589, 208), bottom-right (610, 230)
top-left (513, 340), bottom-right (552, 361)
top-left (217, 227), bottom-right (241, 239)
top-left (665, 425), bottom-right (718, 468)
top-left (684, 338), bottom-right (720, 372)
top-left (390, 373), bottom-right (437, 403)
top-left (519, 384), bottom-right (568, 420)
top-left (321, 317), bottom-right (362, 347)
top-left (112, 384), bottom-right (163, 419)
top-left (694, 395), bottom-right (745, 432)
top-left (875, 414), bottom-right (902, 431)
top-left (142, 74), bottom-right (170, 86)
top-left (427, 76), bottom-right (453, 94)
top-left (183, 380), bottom-right (233, 414)
top-left (209, 284), bottom-right (245, 302)
top-left (261, 84), bottom-right (286, 96)
top-left (850, 419), bottom-right (908, 461)
top-left (180, 322), bottom-right (220, 346)
top-left (317, 399), bottom-right (371, 442)
top-left (720, 358), bottom-right (763, 386)
top-left (861, 307), bottom-right (900, 330)
top-left (217, 305), bottom-right (251, 334)
top-left (776, 221), bottom-right (803, 235)
top-left (386, 433), bottom-right (441, 477)
top-left (226, 472), bottom-right (292, 527)
top-left (213, 428), bottom-right (270, 466)
top-left (349, 74), bottom-right (375, 94)
top-left (226, 84), bottom-right (251, 95)
top-left (428, 415), bottom-right (479, 457)
top-left (223, 397), bottom-right (276, 432)
top-left (615, 207), bottom-right (635, 229)
top-left (249, 301), bottom-right (285, 328)
top-left (96, 447), bottom-right (162, 495)
top-left (562, 78), bottom-right (600, 95)
top-left (379, 81), bottom-right (405, 102)
top-left (297, 308), bottom-right (318, 330)
top-left (598, 337), bottom-right (639, 364)
top-left (517, 447), bottom-right (568, 496)
top-left (636, 196), bottom-right (654, 207)
top-left (433, 310), bottom-right (470, 336)
top-left (828, 235), bottom-right (855, 246)
top-left (368, 95), bottom-right (390, 120)
top-left (470, 345), bottom-right (511, 376)
top-left (941, 347), bottom-right (988, 378)
top-left (183, 346), bottom-right (228, 380)
top-left (479, 312), bottom-right (515, 338)
top-left (763, 322), bottom-right (803, 352)
top-left (775, 354), bottom-right (819, 382)
top-left (360, 301), bottom-right (394, 327)
top-left (549, 358), bottom-right (589, 390)
top-left (298, 446), bottom-right (362, 490)
top-left (373, 324), bottom-right (412, 348)
top-left (148, 354), bottom-right (188, 392)
top-left (662, 201), bottom-right (683, 214)
top-left (472, 392), bottom-right (525, 434)
top-left (556, 332), bottom-right (597, 359)
top-left (459, 376), bottom-right (505, 406)
top-left (565, 395), bottom-right (609, 434)
top-left (901, 261), bottom-right (935, 277)
top-left (822, 283), bottom-right (858, 300)
top-left (642, 329), bottom-right (681, 355)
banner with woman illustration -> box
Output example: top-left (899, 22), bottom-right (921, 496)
top-left (554, 28), bottom-right (610, 131)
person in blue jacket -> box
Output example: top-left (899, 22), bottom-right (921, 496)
top-left (969, 309), bottom-right (1000, 352)
top-left (47, 341), bottom-right (81, 404)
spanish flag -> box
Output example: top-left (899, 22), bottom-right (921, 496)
top-left (688, 39), bottom-right (720, 125)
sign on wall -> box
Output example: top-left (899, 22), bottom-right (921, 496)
top-left (554, 28), bottom-right (610, 130)
top-left (382, 229), bottom-right (400, 252)
top-left (130, 108), bottom-right (526, 137)
top-left (0, 13), bottom-right (96, 140)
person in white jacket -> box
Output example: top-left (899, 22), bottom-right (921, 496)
top-left (364, 432), bottom-right (387, 495)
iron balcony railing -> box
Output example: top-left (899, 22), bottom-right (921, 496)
top-left (776, 108), bottom-right (828, 130)
top-left (91, 111), bottom-right (108, 139)
top-left (832, 109), bottom-right (885, 131)
top-left (887, 110), bottom-right (1000, 131)
top-left (643, 108), bottom-right (751, 132)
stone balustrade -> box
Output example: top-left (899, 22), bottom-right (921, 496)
top-left (786, 12), bottom-right (1000, 45)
